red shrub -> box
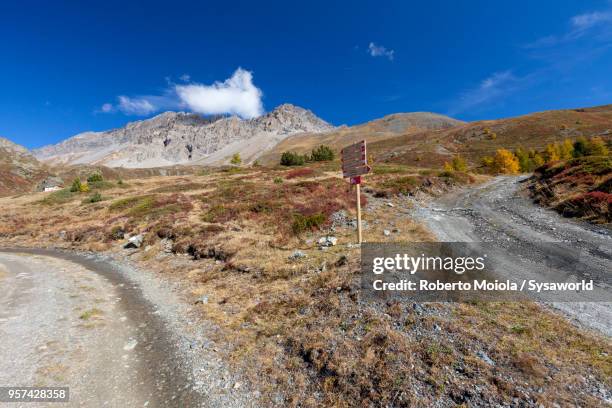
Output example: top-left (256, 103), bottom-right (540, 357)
top-left (580, 191), bottom-right (612, 204)
top-left (285, 168), bottom-right (314, 179)
top-left (558, 191), bottom-right (611, 222)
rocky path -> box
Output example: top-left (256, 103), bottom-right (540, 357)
top-left (412, 176), bottom-right (612, 335)
top-left (0, 250), bottom-right (251, 408)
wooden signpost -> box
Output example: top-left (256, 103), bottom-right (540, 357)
top-left (341, 140), bottom-right (371, 244)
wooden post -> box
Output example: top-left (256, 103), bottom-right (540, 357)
top-left (356, 183), bottom-right (362, 244)
top-left (342, 140), bottom-right (369, 245)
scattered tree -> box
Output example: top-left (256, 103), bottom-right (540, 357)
top-left (515, 147), bottom-right (531, 172)
top-left (230, 153), bottom-right (242, 165)
top-left (451, 155), bottom-right (468, 172)
top-left (545, 143), bottom-right (560, 162)
top-left (87, 172), bottom-right (104, 183)
top-left (87, 192), bottom-right (103, 203)
top-left (70, 177), bottom-right (89, 193)
top-left (310, 145), bottom-right (335, 162)
top-left (586, 137), bottom-right (609, 156)
top-left (573, 137), bottom-right (589, 157)
top-left (70, 178), bottom-right (83, 193)
top-left (444, 155), bottom-right (468, 172)
top-left (493, 149), bottom-right (519, 174)
top-left (560, 139), bottom-right (574, 160)
top-left (532, 153), bottom-right (545, 168)
top-left (280, 151), bottom-right (305, 166)
top-left (481, 156), bottom-right (494, 169)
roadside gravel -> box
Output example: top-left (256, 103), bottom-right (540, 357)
top-left (411, 176), bottom-right (612, 336)
top-left (0, 249), bottom-right (255, 407)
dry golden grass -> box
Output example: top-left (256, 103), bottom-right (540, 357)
top-left (0, 164), bottom-right (610, 406)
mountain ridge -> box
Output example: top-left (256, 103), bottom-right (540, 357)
top-left (257, 111), bottom-right (464, 164)
top-left (0, 136), bottom-right (49, 196)
top-left (366, 104), bottom-right (612, 168)
top-left (34, 104), bottom-right (334, 168)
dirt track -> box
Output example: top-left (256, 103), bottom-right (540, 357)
top-left (413, 176), bottom-right (612, 335)
top-left (0, 250), bottom-right (252, 408)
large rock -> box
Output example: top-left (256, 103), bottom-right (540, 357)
top-left (318, 236), bottom-right (338, 248)
top-left (37, 176), bottom-right (64, 191)
top-left (124, 234), bottom-right (144, 249)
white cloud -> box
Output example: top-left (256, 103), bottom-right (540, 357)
top-left (571, 11), bottom-right (612, 31)
top-left (526, 7), bottom-right (612, 48)
top-left (175, 68), bottom-right (263, 119)
top-left (448, 5), bottom-right (612, 116)
top-left (523, 35), bottom-right (560, 49)
top-left (98, 68), bottom-right (264, 119)
top-left (117, 96), bottom-right (157, 115)
top-left (449, 70), bottom-right (521, 115)
top-left (480, 71), bottom-right (514, 90)
top-left (368, 42), bottom-right (395, 61)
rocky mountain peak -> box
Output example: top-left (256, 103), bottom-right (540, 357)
top-left (0, 136), bottom-right (31, 155)
top-left (33, 104), bottom-right (334, 168)
top-left (255, 104), bottom-right (333, 134)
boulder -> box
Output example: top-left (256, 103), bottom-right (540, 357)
top-left (318, 236), bottom-right (338, 247)
top-left (288, 250), bottom-right (306, 260)
top-left (124, 234), bottom-right (144, 249)
top-left (160, 238), bottom-right (174, 253)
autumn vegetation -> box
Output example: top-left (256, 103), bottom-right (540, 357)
top-left (481, 136), bottom-right (610, 174)
top-left (0, 154), bottom-right (609, 406)
top-left (281, 145), bottom-right (335, 166)
top-left (529, 153), bottom-right (611, 223)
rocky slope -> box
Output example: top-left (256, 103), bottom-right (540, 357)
top-left (34, 104), bottom-right (333, 168)
top-left (528, 155), bottom-right (611, 224)
top-left (0, 137), bottom-right (48, 196)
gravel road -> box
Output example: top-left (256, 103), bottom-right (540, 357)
top-left (0, 249), bottom-right (253, 408)
top-left (413, 176), bottom-right (612, 335)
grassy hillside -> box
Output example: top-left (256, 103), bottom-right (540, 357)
top-left (258, 112), bottom-right (464, 165)
top-left (368, 105), bottom-right (612, 169)
top-left (0, 164), bottom-right (609, 406)
top-left (0, 137), bottom-right (49, 196)
top-left (529, 154), bottom-right (611, 224)
top-left (49, 163), bottom-right (204, 184)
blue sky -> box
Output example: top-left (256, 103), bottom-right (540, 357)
top-left (2, 0), bottom-right (612, 149)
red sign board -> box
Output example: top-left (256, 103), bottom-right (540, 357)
top-left (341, 140), bottom-right (371, 178)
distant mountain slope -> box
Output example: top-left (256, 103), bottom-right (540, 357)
top-left (0, 137), bottom-right (48, 196)
top-left (367, 105), bottom-right (612, 168)
top-left (258, 112), bottom-right (464, 165)
top-left (34, 104), bottom-right (333, 168)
